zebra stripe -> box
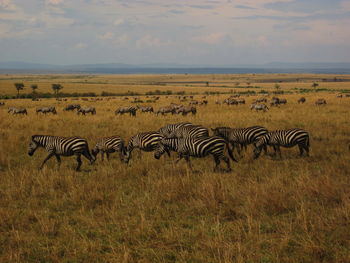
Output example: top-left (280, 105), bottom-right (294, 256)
top-left (254, 128), bottom-right (310, 159)
top-left (124, 131), bottom-right (164, 163)
top-left (212, 126), bottom-right (268, 155)
top-left (154, 136), bottom-right (237, 171)
top-left (158, 122), bottom-right (193, 138)
top-left (168, 124), bottom-right (209, 139)
top-left (28, 135), bottom-right (95, 170)
top-left (92, 136), bottom-right (125, 161)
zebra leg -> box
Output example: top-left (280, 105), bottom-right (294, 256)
top-left (106, 152), bottom-right (110, 161)
top-left (75, 155), bottom-right (82, 171)
top-left (298, 144), bottom-right (304, 156)
top-left (54, 154), bottom-right (61, 168)
top-left (184, 155), bottom-right (192, 170)
top-left (276, 146), bottom-right (282, 158)
top-left (101, 151), bottom-right (105, 161)
top-left (82, 151), bottom-right (94, 164)
top-left (39, 152), bottom-right (55, 169)
top-left (272, 145), bottom-right (277, 157)
top-left (213, 155), bottom-right (221, 171)
top-left (223, 156), bottom-right (231, 171)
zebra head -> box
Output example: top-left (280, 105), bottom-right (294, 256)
top-left (91, 147), bottom-right (100, 158)
top-left (28, 136), bottom-right (40, 156)
top-left (154, 139), bottom-right (172, 159)
top-left (253, 134), bottom-right (269, 159)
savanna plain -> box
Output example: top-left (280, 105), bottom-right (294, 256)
top-left (0, 74), bottom-right (350, 262)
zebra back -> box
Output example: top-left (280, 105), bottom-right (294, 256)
top-left (158, 122), bottom-right (193, 137)
top-left (168, 124), bottom-right (209, 139)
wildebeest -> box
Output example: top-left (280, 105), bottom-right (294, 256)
top-left (115, 106), bottom-right (137, 116)
top-left (36, 106), bottom-right (57, 115)
top-left (64, 104), bottom-right (81, 111)
top-left (0, 102), bottom-right (5, 106)
top-left (8, 107), bottom-right (28, 115)
top-left (156, 106), bottom-right (176, 115)
top-left (298, 97), bottom-right (306, 103)
top-left (175, 106), bottom-right (197, 116)
top-left (250, 104), bottom-right (269, 112)
top-left (137, 106), bottom-right (154, 113)
top-left (77, 107), bottom-right (96, 115)
top-left (315, 99), bottom-right (327, 105)
top-left (254, 97), bottom-right (267, 103)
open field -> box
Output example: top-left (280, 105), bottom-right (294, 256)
top-left (1, 74), bottom-right (350, 262)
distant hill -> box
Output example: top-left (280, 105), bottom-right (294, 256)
top-left (0, 61), bottom-right (350, 74)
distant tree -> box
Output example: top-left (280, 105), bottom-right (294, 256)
top-left (275, 83), bottom-right (281, 90)
top-left (206, 81), bottom-right (209, 87)
top-left (311, 82), bottom-right (319, 89)
top-left (31, 84), bottom-right (38, 93)
top-left (52, 84), bottom-right (63, 96)
top-left (14, 83), bottom-right (24, 98)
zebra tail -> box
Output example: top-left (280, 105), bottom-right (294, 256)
top-left (226, 142), bottom-right (238, 162)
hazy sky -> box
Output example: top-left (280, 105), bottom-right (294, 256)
top-left (1, 0), bottom-right (350, 65)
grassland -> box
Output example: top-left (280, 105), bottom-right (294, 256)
top-left (0, 74), bottom-right (350, 262)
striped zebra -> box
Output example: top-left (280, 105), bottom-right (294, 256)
top-left (36, 106), bottom-right (57, 115)
top-left (92, 136), bottom-right (125, 161)
top-left (77, 107), bottom-right (96, 115)
top-left (158, 122), bottom-right (193, 138)
top-left (168, 124), bottom-right (209, 139)
top-left (154, 136), bottom-right (237, 171)
top-left (124, 131), bottom-right (165, 163)
top-left (253, 128), bottom-right (310, 159)
top-left (250, 104), bottom-right (269, 112)
top-left (211, 126), bottom-right (268, 156)
top-left (8, 107), bottom-right (27, 115)
top-left (115, 106), bottom-right (137, 116)
top-left (28, 135), bottom-right (95, 171)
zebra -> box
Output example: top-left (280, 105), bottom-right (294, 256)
top-left (315, 99), bottom-right (327, 105)
top-left (298, 97), bottom-right (306, 104)
top-left (253, 128), bottom-right (310, 159)
top-left (254, 97), bottom-right (267, 103)
top-left (211, 126), bottom-right (268, 156)
top-left (154, 136), bottom-right (237, 171)
top-left (123, 131), bottom-right (165, 163)
top-left (0, 102), bottom-right (5, 106)
top-left (168, 124), bottom-right (209, 139)
top-left (77, 107), bottom-right (96, 115)
top-left (250, 104), bottom-right (269, 112)
top-left (36, 106), bottom-right (57, 115)
top-left (64, 104), bottom-right (81, 111)
top-left (91, 136), bottom-right (125, 161)
top-left (158, 122), bottom-right (193, 138)
top-left (137, 106), bottom-right (154, 113)
top-left (115, 106), bottom-right (137, 116)
top-left (28, 135), bottom-right (95, 171)
top-left (176, 106), bottom-right (197, 116)
top-left (8, 107), bottom-right (27, 115)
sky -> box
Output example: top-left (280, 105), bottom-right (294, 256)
top-left (0, 0), bottom-right (350, 65)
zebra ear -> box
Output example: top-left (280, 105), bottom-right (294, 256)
top-left (31, 135), bottom-right (37, 141)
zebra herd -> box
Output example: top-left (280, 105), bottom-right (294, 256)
top-left (28, 122), bottom-right (310, 171)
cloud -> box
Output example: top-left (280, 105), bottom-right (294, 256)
top-left (98, 31), bottom-right (114, 40)
top-left (192, 32), bottom-right (231, 45)
top-left (113, 18), bottom-right (125, 26)
top-left (136, 35), bottom-right (172, 48)
top-left (47, 0), bottom-right (64, 5)
top-left (74, 42), bottom-right (87, 49)
top-left (0, 0), bottom-right (16, 10)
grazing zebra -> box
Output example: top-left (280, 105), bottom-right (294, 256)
top-left (123, 131), bottom-right (165, 163)
top-left (92, 136), bottom-right (125, 161)
top-left (64, 104), bottom-right (81, 111)
top-left (115, 106), bottom-right (137, 116)
top-left (211, 126), bottom-right (268, 156)
top-left (36, 106), bottom-right (57, 115)
top-left (176, 106), bottom-right (197, 116)
top-left (0, 102), bottom-right (5, 106)
top-left (158, 122), bottom-right (193, 138)
top-left (77, 107), bottom-right (96, 115)
top-left (156, 106), bottom-right (176, 115)
top-left (315, 99), bottom-right (327, 105)
top-left (8, 107), bottom-right (27, 115)
top-left (250, 104), bottom-right (269, 112)
top-left (253, 128), bottom-right (310, 159)
top-left (254, 97), bottom-right (267, 103)
top-left (168, 124), bottom-right (209, 139)
top-left (154, 136), bottom-right (237, 171)
top-left (137, 106), bottom-right (154, 113)
top-left (298, 97), bottom-right (306, 104)
top-left (28, 135), bottom-right (95, 171)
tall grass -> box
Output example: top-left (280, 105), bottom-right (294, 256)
top-left (0, 75), bottom-right (349, 262)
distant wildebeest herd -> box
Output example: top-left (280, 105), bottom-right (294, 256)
top-left (27, 121), bottom-right (310, 171)
top-left (3, 95), bottom-right (330, 116)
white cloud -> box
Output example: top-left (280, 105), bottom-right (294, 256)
top-left (98, 32), bottom-right (114, 40)
top-left (113, 18), bottom-right (125, 26)
top-left (47, 0), bottom-right (64, 5)
top-left (114, 34), bottom-right (129, 46)
top-left (192, 32), bottom-right (230, 45)
top-left (136, 35), bottom-right (172, 48)
top-left (74, 42), bottom-right (87, 49)
top-left (0, 0), bottom-right (16, 10)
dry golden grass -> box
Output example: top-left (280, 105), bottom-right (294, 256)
top-left (0, 74), bottom-right (350, 262)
